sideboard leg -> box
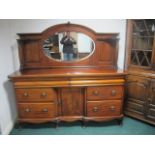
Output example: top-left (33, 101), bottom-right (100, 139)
top-left (15, 121), bottom-right (22, 130)
top-left (82, 120), bottom-right (87, 128)
top-left (117, 119), bottom-right (123, 126)
top-left (55, 120), bottom-right (59, 129)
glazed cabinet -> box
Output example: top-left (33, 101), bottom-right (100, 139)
top-left (125, 19), bottom-right (155, 125)
top-left (9, 23), bottom-right (125, 126)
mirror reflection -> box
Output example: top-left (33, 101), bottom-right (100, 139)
top-left (43, 32), bottom-right (95, 61)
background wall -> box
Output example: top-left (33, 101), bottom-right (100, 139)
top-left (0, 19), bottom-right (126, 134)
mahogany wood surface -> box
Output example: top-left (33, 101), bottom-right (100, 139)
top-left (17, 23), bottom-right (119, 70)
top-left (18, 102), bottom-right (57, 118)
top-left (87, 86), bottom-right (123, 100)
top-left (87, 100), bottom-right (121, 117)
top-left (9, 23), bottom-right (125, 125)
top-left (15, 88), bottom-right (57, 102)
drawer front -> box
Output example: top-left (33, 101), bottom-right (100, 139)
top-left (87, 100), bottom-right (122, 117)
top-left (18, 103), bottom-right (57, 118)
top-left (147, 104), bottom-right (155, 120)
top-left (87, 86), bottom-right (123, 100)
top-left (125, 100), bottom-right (144, 115)
top-left (16, 88), bottom-right (57, 102)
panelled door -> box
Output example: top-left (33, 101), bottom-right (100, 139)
top-left (146, 80), bottom-right (155, 120)
top-left (125, 75), bottom-right (150, 117)
top-left (61, 88), bottom-right (84, 116)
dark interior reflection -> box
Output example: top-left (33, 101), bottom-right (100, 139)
top-left (43, 32), bottom-right (95, 61)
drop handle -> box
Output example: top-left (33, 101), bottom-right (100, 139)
top-left (23, 92), bottom-right (28, 97)
top-left (109, 106), bottom-right (115, 111)
top-left (93, 107), bottom-right (98, 112)
top-left (25, 108), bottom-right (30, 113)
top-left (93, 91), bottom-right (99, 95)
top-left (41, 92), bottom-right (47, 97)
top-left (111, 90), bottom-right (116, 96)
top-left (42, 108), bottom-right (48, 112)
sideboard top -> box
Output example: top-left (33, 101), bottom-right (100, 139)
top-left (9, 68), bottom-right (126, 79)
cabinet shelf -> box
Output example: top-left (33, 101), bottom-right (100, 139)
top-left (131, 49), bottom-right (152, 52)
top-left (132, 35), bottom-right (154, 38)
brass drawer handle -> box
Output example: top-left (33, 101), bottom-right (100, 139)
top-left (42, 108), bottom-right (48, 112)
top-left (93, 91), bottom-right (99, 96)
top-left (25, 108), bottom-right (30, 113)
top-left (93, 107), bottom-right (98, 112)
top-left (111, 90), bottom-right (116, 96)
top-left (23, 92), bottom-right (28, 97)
top-left (109, 106), bottom-right (115, 111)
top-left (41, 92), bottom-right (47, 97)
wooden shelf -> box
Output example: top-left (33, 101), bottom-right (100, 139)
top-left (131, 49), bottom-right (152, 52)
top-left (132, 35), bottom-right (154, 38)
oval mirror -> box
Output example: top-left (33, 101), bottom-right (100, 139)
top-left (43, 31), bottom-right (95, 62)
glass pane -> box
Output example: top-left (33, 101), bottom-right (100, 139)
top-left (131, 19), bottom-right (155, 67)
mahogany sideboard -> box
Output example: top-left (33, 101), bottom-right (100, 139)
top-left (9, 23), bottom-right (126, 126)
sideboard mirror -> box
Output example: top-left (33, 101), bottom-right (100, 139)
top-left (43, 31), bottom-right (95, 62)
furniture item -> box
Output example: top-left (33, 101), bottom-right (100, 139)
top-left (9, 23), bottom-right (125, 126)
top-left (125, 19), bottom-right (155, 125)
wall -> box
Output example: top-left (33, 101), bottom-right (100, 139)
top-left (0, 20), bottom-right (17, 135)
top-left (0, 19), bottom-right (126, 134)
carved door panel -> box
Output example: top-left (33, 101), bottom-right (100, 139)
top-left (125, 75), bottom-right (150, 116)
top-left (61, 88), bottom-right (84, 116)
top-left (146, 80), bottom-right (155, 120)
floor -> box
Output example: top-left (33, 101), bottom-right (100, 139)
top-left (10, 117), bottom-right (155, 135)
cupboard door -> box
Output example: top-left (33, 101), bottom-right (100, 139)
top-left (146, 106), bottom-right (155, 120)
top-left (150, 80), bottom-right (155, 106)
top-left (125, 75), bottom-right (150, 116)
top-left (146, 80), bottom-right (155, 120)
top-left (126, 20), bottom-right (155, 69)
top-left (61, 88), bottom-right (84, 116)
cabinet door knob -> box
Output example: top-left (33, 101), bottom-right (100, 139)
top-left (23, 92), bottom-right (28, 97)
top-left (109, 106), bottom-right (115, 111)
top-left (42, 108), bottom-right (48, 112)
top-left (93, 107), bottom-right (98, 112)
top-left (25, 108), bottom-right (30, 112)
top-left (41, 92), bottom-right (47, 97)
top-left (148, 98), bottom-right (152, 104)
top-left (111, 90), bottom-right (116, 96)
top-left (93, 91), bottom-right (99, 95)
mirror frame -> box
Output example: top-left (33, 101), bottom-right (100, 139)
top-left (43, 31), bottom-right (96, 62)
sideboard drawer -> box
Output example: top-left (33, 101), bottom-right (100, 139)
top-left (18, 103), bottom-right (57, 118)
top-left (87, 86), bottom-right (123, 100)
top-left (16, 88), bottom-right (57, 102)
top-left (87, 100), bottom-right (121, 117)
